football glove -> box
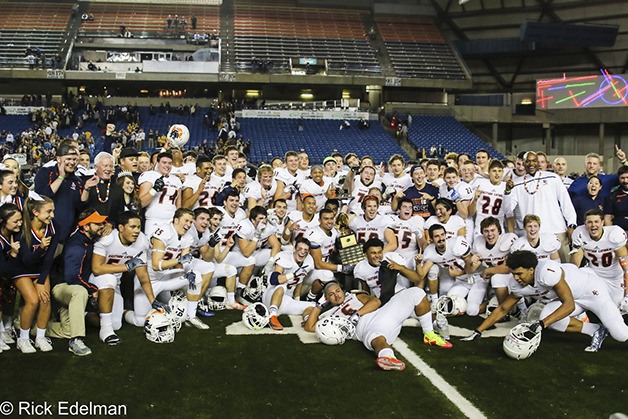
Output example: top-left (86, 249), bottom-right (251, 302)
top-left (349, 312), bottom-right (361, 326)
top-left (460, 330), bottom-right (482, 342)
top-left (125, 256), bottom-right (146, 271)
top-left (152, 299), bottom-right (171, 314)
top-left (185, 271), bottom-right (197, 291)
top-left (449, 188), bottom-right (461, 202)
top-left (208, 233), bottom-right (221, 247)
top-left (529, 321), bottom-right (544, 334)
top-left (341, 264), bottom-right (355, 274)
top-left (179, 253), bottom-right (193, 265)
top-left (153, 176), bottom-right (165, 193)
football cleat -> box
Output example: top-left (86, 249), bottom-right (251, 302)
top-left (424, 331), bottom-right (453, 348)
top-left (269, 315), bottom-right (284, 331)
top-left (34, 337), bottom-right (53, 352)
top-left (17, 338), bottom-right (36, 354)
top-left (376, 356), bottom-right (406, 371)
top-left (584, 324), bottom-right (608, 352)
top-left (185, 316), bottom-right (210, 330)
top-left (102, 334), bottom-right (121, 346)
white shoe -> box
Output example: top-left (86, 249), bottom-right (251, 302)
top-left (17, 338), bottom-right (36, 354)
top-left (35, 337), bottom-right (53, 352)
top-left (0, 330), bottom-right (15, 345)
top-left (185, 316), bottom-right (209, 330)
top-left (0, 340), bottom-right (9, 351)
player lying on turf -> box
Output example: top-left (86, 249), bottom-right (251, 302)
top-left (461, 250), bottom-right (628, 352)
top-left (303, 282), bottom-right (452, 372)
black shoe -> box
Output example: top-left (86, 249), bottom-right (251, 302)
top-left (103, 334), bottom-right (121, 345)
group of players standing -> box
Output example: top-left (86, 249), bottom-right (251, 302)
top-left (1, 138), bottom-right (627, 371)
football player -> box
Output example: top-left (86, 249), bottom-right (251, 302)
top-left (462, 250), bottom-right (628, 352)
top-left (299, 165), bottom-right (334, 211)
top-left (283, 194), bottom-right (320, 245)
top-left (124, 208), bottom-right (207, 330)
top-left (346, 165), bottom-right (382, 214)
top-left (570, 209), bottom-right (628, 307)
top-left (273, 150), bottom-right (303, 212)
top-left (511, 214), bottom-right (561, 261)
top-left (303, 282), bottom-right (452, 372)
top-left (439, 167), bottom-right (475, 245)
top-left (264, 237), bottom-right (315, 331)
top-left (381, 154), bottom-right (412, 192)
top-left (234, 205), bottom-right (281, 275)
top-left (138, 151), bottom-right (182, 236)
top-left (244, 164), bottom-right (277, 212)
top-left (348, 195), bottom-right (397, 252)
top-left (423, 198), bottom-right (466, 241)
top-left (181, 155), bottom-right (214, 209)
top-left (91, 211), bottom-right (165, 344)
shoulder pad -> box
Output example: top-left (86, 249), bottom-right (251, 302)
top-left (541, 234), bottom-right (561, 253)
top-left (276, 252), bottom-right (295, 270)
top-left (498, 233), bottom-right (518, 252)
top-left (383, 252), bottom-right (405, 266)
top-left (452, 236), bottom-right (470, 258)
top-left (307, 229), bottom-right (325, 247)
top-left (607, 226), bottom-right (628, 247)
top-left (97, 230), bottom-right (116, 247)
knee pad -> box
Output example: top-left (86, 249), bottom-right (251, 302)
top-left (427, 264), bottom-right (439, 280)
top-left (225, 264), bottom-right (237, 278)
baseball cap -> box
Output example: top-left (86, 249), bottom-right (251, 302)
top-left (410, 164), bottom-right (424, 175)
top-left (78, 211), bottom-right (108, 226)
top-left (323, 156), bottom-right (336, 165)
top-left (119, 147), bottom-right (140, 159)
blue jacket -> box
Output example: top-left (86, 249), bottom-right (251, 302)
top-left (63, 229), bottom-right (98, 294)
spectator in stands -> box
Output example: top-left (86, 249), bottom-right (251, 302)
top-left (604, 165), bottom-right (628, 231)
top-left (191, 15), bottom-right (197, 30)
top-left (167, 15), bottom-right (173, 31)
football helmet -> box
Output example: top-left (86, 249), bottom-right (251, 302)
top-left (436, 295), bottom-right (467, 317)
top-left (203, 286), bottom-right (228, 311)
top-left (168, 292), bottom-right (188, 332)
top-left (526, 301), bottom-right (545, 323)
top-left (241, 302), bottom-right (270, 330)
top-left (236, 277), bottom-right (266, 305)
top-left (144, 308), bottom-right (175, 344)
top-left (485, 296), bottom-right (499, 317)
top-left (315, 316), bottom-right (356, 345)
top-left (167, 124), bottom-right (190, 148)
top-left (503, 322), bottom-right (542, 360)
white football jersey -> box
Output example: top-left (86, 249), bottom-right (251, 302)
top-left (93, 230), bottom-right (150, 280)
top-left (149, 223), bottom-right (194, 279)
top-left (571, 225), bottom-right (626, 290)
top-left (307, 226), bottom-right (339, 262)
top-left (424, 214), bottom-right (466, 239)
top-left (273, 250), bottom-right (314, 298)
top-left (349, 176), bottom-right (383, 213)
top-left (349, 213), bottom-right (395, 245)
top-left (382, 173), bottom-right (412, 192)
top-left (218, 206), bottom-right (247, 248)
top-left (318, 292), bottom-right (363, 320)
top-left (187, 223), bottom-right (211, 252)
top-left (287, 210), bottom-right (320, 243)
top-left (274, 167), bottom-right (304, 211)
top-left (354, 259), bottom-right (381, 297)
top-left (472, 178), bottom-right (512, 236)
top-left (511, 234), bottom-right (560, 260)
top-left (423, 237), bottom-right (469, 281)
top-left (299, 178), bottom-right (330, 211)
top-left (235, 218), bottom-right (278, 253)
top-left (393, 215), bottom-right (423, 259)
top-left (182, 174), bottom-right (215, 209)
top-left (139, 170), bottom-right (182, 222)
top-left (438, 180), bottom-right (474, 203)
top-left (244, 179), bottom-right (277, 209)
top-left (507, 261), bottom-right (592, 302)
top-left (472, 233), bottom-right (518, 269)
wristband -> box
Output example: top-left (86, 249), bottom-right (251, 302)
top-left (337, 265), bottom-right (343, 272)
top-left (149, 189), bottom-right (157, 197)
top-left (621, 159), bottom-right (627, 164)
top-left (58, 176), bottom-right (65, 181)
top-left (158, 260), bottom-right (164, 271)
top-left (285, 273), bottom-right (294, 281)
top-left (539, 320), bottom-right (545, 329)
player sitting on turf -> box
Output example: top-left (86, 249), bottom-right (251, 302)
top-left (462, 250), bottom-right (628, 352)
top-left (304, 282), bottom-right (452, 372)
top-left (263, 237), bottom-right (316, 331)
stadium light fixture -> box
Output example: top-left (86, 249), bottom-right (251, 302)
top-left (459, 0), bottom-right (471, 4)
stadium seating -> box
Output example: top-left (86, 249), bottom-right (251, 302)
top-left (0, 3), bottom-right (72, 67)
top-left (405, 115), bottom-right (503, 158)
top-left (79, 3), bottom-right (220, 37)
top-left (233, 0), bottom-right (381, 75)
top-left (376, 16), bottom-right (467, 80)
top-left (239, 118), bottom-right (409, 164)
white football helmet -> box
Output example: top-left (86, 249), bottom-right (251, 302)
top-left (526, 301), bottom-right (545, 323)
top-left (315, 316), bottom-right (356, 345)
top-left (167, 124), bottom-right (190, 148)
top-left (236, 276), bottom-right (266, 305)
top-left (203, 286), bottom-right (228, 310)
top-left (168, 292), bottom-right (188, 332)
top-left (242, 302), bottom-right (270, 330)
top-left (436, 295), bottom-right (467, 317)
top-left (503, 322), bottom-right (542, 360)
top-left (144, 308), bottom-right (175, 344)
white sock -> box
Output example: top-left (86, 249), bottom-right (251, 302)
top-left (20, 328), bottom-right (30, 340)
top-left (36, 327), bottom-right (46, 340)
top-left (0, 321), bottom-right (5, 332)
top-left (187, 301), bottom-right (199, 319)
top-left (429, 293), bottom-right (438, 303)
top-left (227, 292), bottom-right (235, 305)
top-left (377, 348), bottom-right (395, 358)
top-left (269, 305), bottom-right (278, 317)
top-left (582, 322), bottom-right (599, 336)
top-left (100, 313), bottom-right (113, 337)
top-left (3, 317), bottom-right (12, 329)
top-left (418, 312), bottom-right (433, 333)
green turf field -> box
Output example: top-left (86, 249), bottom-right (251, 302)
top-left (2, 311), bottom-right (627, 418)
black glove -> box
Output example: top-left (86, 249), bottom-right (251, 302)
top-left (529, 321), bottom-right (544, 334)
top-left (153, 176), bottom-right (165, 193)
top-left (341, 264), bottom-right (355, 274)
top-left (460, 330), bottom-right (482, 342)
top-left (208, 233), bottom-right (221, 247)
top-left (152, 299), bottom-right (171, 314)
top-left (185, 271), bottom-right (197, 291)
top-left (125, 256), bottom-right (146, 271)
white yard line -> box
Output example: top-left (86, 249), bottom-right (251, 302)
top-left (392, 339), bottom-right (487, 419)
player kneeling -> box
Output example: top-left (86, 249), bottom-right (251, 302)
top-left (304, 283), bottom-right (452, 372)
